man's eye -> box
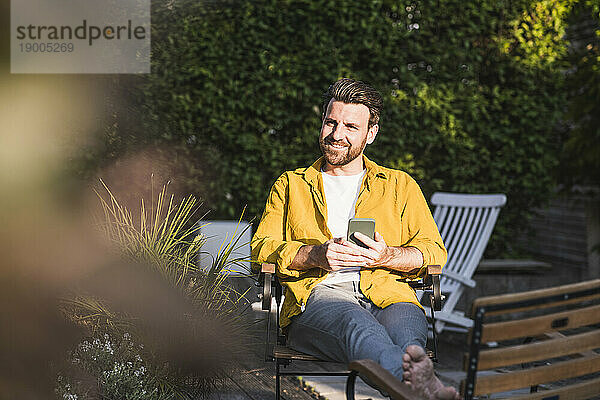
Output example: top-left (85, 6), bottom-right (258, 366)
top-left (348, 125), bottom-right (358, 130)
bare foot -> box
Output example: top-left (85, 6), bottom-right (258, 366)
top-left (401, 345), bottom-right (460, 400)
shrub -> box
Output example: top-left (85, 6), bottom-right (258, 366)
top-left (560, 1), bottom-right (600, 187)
top-left (64, 0), bottom-right (598, 257)
top-left (132, 0), bottom-right (579, 256)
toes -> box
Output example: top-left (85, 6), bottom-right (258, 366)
top-left (405, 344), bottom-right (427, 361)
top-left (433, 386), bottom-right (460, 400)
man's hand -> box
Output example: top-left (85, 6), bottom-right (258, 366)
top-left (313, 237), bottom-right (374, 271)
top-left (289, 238), bottom-right (373, 272)
top-left (352, 231), bottom-right (424, 272)
top-left (289, 232), bottom-right (424, 273)
top-left (352, 231), bottom-right (394, 266)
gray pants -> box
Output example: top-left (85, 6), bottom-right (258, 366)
top-left (287, 281), bottom-right (427, 380)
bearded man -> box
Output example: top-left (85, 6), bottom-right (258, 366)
top-left (251, 78), bottom-right (459, 399)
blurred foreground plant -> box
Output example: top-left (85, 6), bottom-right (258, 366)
top-left (57, 333), bottom-right (159, 400)
top-left (58, 179), bottom-right (253, 399)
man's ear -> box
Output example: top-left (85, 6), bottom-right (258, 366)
top-left (366, 124), bottom-right (379, 145)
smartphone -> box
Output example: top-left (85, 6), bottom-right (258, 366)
top-left (347, 218), bottom-right (375, 248)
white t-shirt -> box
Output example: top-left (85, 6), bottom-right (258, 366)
top-left (319, 168), bottom-right (366, 285)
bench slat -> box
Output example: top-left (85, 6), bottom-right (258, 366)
top-left (473, 279), bottom-right (600, 310)
top-left (481, 293), bottom-right (600, 317)
top-left (474, 353), bottom-right (600, 395)
top-left (476, 329), bottom-right (600, 370)
top-left (506, 375), bottom-right (600, 400)
top-left (481, 304), bottom-right (600, 342)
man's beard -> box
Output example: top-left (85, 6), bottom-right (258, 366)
top-left (319, 134), bottom-right (368, 166)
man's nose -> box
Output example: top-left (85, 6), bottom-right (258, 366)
top-left (330, 124), bottom-right (345, 141)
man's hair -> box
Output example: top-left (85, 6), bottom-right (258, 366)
top-left (322, 78), bottom-right (383, 128)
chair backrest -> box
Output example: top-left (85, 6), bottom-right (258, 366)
top-left (196, 220), bottom-right (252, 276)
top-left (461, 279), bottom-right (600, 399)
top-left (431, 192), bottom-right (507, 294)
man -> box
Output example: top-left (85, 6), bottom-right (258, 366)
top-left (251, 78), bottom-right (459, 399)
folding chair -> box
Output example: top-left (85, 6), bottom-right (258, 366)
top-left (258, 263), bottom-right (443, 400)
top-left (423, 192), bottom-right (507, 333)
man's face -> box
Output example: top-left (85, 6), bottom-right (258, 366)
top-left (319, 99), bottom-right (378, 167)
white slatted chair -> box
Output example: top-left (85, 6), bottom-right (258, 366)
top-left (196, 220), bottom-right (252, 275)
top-left (421, 192), bottom-right (507, 333)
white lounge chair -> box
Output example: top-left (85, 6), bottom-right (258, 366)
top-left (196, 220), bottom-right (253, 276)
top-left (421, 192), bottom-right (507, 333)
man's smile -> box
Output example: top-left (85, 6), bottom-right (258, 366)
top-left (325, 141), bottom-right (349, 149)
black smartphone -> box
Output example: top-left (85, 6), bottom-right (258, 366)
top-left (347, 218), bottom-right (375, 248)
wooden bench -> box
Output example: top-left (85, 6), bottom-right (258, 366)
top-left (348, 279), bottom-right (600, 400)
top-left (461, 278), bottom-right (600, 399)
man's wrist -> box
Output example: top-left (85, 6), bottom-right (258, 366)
top-left (374, 246), bottom-right (399, 269)
top-left (377, 246), bottom-right (423, 272)
top-left (289, 244), bottom-right (320, 270)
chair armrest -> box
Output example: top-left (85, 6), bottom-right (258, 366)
top-left (425, 265), bottom-right (442, 312)
top-left (404, 265), bottom-right (443, 311)
top-left (421, 264), bottom-right (441, 284)
top-left (261, 263), bottom-right (276, 311)
top-left (348, 359), bottom-right (415, 400)
top-left (425, 264), bottom-right (442, 276)
top-left (261, 263), bottom-right (276, 274)
top-left (406, 265), bottom-right (441, 286)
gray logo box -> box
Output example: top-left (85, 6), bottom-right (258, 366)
top-left (11, 0), bottom-right (150, 74)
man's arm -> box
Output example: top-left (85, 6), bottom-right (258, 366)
top-left (398, 177), bottom-right (447, 272)
top-left (251, 174), bottom-right (305, 278)
top-left (351, 175), bottom-right (446, 276)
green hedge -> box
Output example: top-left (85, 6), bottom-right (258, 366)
top-left (130, 0), bottom-right (586, 257)
top-left (560, 1), bottom-right (600, 187)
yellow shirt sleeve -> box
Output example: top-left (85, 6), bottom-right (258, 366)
top-left (251, 173), bottom-right (305, 279)
top-left (400, 175), bottom-right (447, 278)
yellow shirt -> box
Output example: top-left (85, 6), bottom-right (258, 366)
top-left (251, 155), bottom-right (447, 327)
